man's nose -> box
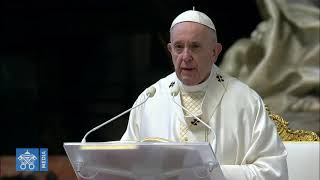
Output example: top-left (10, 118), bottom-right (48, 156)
top-left (181, 48), bottom-right (192, 61)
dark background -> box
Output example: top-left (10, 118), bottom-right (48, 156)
top-left (0, 0), bottom-right (261, 154)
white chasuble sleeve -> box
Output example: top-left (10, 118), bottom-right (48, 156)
top-left (220, 97), bottom-right (288, 180)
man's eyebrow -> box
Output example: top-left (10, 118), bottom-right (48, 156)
top-left (172, 40), bottom-right (183, 44)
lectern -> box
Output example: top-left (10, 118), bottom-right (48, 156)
top-left (64, 141), bottom-right (225, 180)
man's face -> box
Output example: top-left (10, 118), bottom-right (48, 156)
top-left (168, 22), bottom-right (222, 86)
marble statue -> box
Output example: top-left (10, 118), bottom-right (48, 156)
top-left (220, 0), bottom-right (319, 132)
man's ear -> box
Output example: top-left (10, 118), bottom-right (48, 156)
top-left (212, 43), bottom-right (222, 63)
top-left (167, 43), bottom-right (172, 54)
top-left (214, 43), bottom-right (222, 57)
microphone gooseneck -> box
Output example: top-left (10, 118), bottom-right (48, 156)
top-left (170, 82), bottom-right (217, 152)
top-left (81, 86), bottom-right (156, 143)
top-left (170, 84), bottom-right (212, 131)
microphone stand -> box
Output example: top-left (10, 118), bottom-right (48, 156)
top-left (81, 87), bottom-right (156, 143)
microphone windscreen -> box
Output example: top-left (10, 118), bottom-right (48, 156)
top-left (170, 84), bottom-right (180, 97)
top-left (146, 86), bottom-right (156, 97)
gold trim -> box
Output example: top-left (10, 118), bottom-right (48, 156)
top-left (283, 141), bottom-right (320, 144)
top-left (141, 137), bottom-right (172, 142)
top-left (266, 106), bottom-right (320, 141)
top-left (80, 145), bottom-right (137, 150)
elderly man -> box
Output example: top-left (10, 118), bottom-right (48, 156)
top-left (121, 10), bottom-right (288, 180)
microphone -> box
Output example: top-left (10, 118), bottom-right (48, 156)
top-left (170, 84), bottom-right (212, 131)
top-left (170, 83), bottom-right (180, 97)
top-left (81, 86), bottom-right (156, 143)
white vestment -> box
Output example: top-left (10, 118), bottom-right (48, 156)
top-left (121, 65), bottom-right (288, 180)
